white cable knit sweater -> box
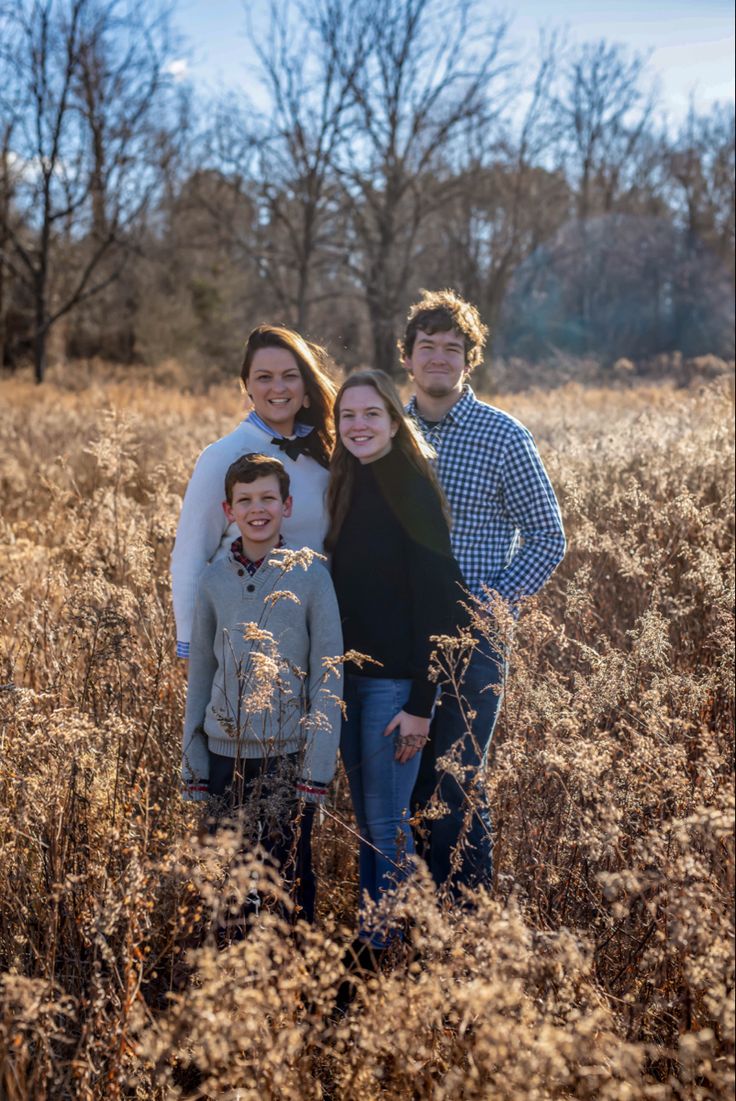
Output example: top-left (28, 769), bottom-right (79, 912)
top-left (171, 419), bottom-right (329, 652)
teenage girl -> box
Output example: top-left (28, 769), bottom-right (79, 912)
top-left (327, 369), bottom-right (464, 952)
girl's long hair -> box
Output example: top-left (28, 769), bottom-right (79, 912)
top-left (325, 369), bottom-right (449, 550)
top-left (241, 324), bottom-right (337, 466)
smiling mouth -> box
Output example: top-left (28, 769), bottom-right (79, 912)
top-left (268, 397), bottom-right (291, 404)
top-left (248, 518), bottom-right (271, 527)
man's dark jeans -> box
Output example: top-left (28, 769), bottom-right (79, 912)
top-left (411, 636), bottom-right (505, 899)
top-left (208, 751), bottom-right (316, 926)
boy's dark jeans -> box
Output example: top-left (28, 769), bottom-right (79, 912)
top-left (411, 636), bottom-right (505, 899)
top-left (208, 751), bottom-right (316, 925)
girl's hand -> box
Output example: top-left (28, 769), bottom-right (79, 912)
top-left (383, 710), bottom-right (431, 763)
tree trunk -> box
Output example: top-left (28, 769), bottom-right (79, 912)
top-left (0, 249), bottom-right (6, 370)
top-left (365, 211), bottom-right (401, 376)
top-left (0, 137), bottom-right (10, 369)
top-left (34, 331), bottom-right (47, 385)
top-left (34, 295), bottom-right (48, 384)
top-left (295, 260), bottom-right (309, 332)
top-left (369, 304), bottom-right (399, 377)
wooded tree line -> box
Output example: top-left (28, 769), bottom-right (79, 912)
top-left (1, 0), bottom-right (734, 383)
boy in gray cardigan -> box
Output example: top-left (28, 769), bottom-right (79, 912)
top-left (182, 453), bottom-right (343, 924)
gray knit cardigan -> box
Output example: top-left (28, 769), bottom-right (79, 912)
top-left (182, 547), bottom-right (343, 803)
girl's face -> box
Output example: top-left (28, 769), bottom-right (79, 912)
top-left (246, 347), bottom-right (307, 435)
top-left (338, 385), bottom-right (397, 464)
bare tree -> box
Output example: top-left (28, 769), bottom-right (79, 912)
top-left (555, 40), bottom-right (656, 221)
top-left (419, 33), bottom-right (570, 340)
top-left (0, 0), bottom-right (176, 381)
top-left (186, 0), bottom-right (365, 338)
top-left (246, 0), bottom-right (368, 331)
top-left (548, 39), bottom-right (657, 345)
top-left (312, 0), bottom-right (512, 374)
top-left (0, 115), bottom-right (19, 369)
top-left (666, 101), bottom-right (735, 275)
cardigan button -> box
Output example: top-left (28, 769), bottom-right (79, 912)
top-left (247, 583), bottom-right (256, 593)
top-left (237, 568), bottom-right (244, 576)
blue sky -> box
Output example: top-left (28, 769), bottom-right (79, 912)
top-left (170, 0), bottom-right (735, 122)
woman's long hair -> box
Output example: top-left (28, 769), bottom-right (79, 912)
top-left (325, 369), bottom-right (449, 550)
top-left (241, 324), bottom-right (337, 466)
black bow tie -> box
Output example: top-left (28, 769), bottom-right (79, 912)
top-left (272, 434), bottom-right (314, 463)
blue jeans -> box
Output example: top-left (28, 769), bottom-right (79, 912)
top-left (411, 636), bottom-right (505, 899)
top-left (340, 675), bottom-right (420, 947)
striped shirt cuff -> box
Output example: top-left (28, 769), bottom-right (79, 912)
top-left (176, 641), bottom-right (190, 659)
top-left (295, 779), bottom-right (329, 804)
top-left (182, 781), bottom-right (208, 801)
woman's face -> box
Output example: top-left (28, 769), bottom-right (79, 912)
top-left (338, 385), bottom-right (397, 464)
top-left (246, 347), bottom-right (307, 435)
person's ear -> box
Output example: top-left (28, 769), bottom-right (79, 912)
top-left (302, 394), bottom-right (311, 408)
top-left (402, 356), bottom-right (413, 377)
top-left (283, 495), bottom-right (293, 518)
top-left (222, 499), bottom-right (234, 523)
top-left (390, 420), bottom-right (398, 438)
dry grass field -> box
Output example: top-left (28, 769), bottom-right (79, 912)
top-left (0, 365), bottom-right (733, 1100)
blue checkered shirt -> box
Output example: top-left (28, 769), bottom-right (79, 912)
top-left (406, 386), bottom-right (565, 604)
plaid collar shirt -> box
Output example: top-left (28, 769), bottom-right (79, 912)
top-left (230, 534), bottom-right (285, 576)
top-left (406, 386), bottom-right (565, 604)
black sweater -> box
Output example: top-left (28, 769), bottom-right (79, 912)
top-left (331, 448), bottom-right (466, 717)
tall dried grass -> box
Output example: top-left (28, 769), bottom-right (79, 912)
top-left (0, 371), bottom-right (733, 1100)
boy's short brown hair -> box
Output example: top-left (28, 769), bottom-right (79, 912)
top-left (224, 453), bottom-right (291, 504)
top-left (398, 288), bottom-right (489, 371)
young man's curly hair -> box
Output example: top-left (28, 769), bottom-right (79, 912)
top-left (398, 289), bottom-right (489, 372)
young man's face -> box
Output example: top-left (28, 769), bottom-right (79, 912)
top-left (223, 474), bottom-right (292, 552)
top-left (403, 327), bottom-right (468, 402)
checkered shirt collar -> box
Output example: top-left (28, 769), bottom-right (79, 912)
top-left (406, 384), bottom-right (477, 429)
top-left (230, 534), bottom-right (285, 575)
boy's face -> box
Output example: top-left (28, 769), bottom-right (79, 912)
top-left (223, 474), bottom-right (292, 552)
top-left (403, 326), bottom-right (468, 402)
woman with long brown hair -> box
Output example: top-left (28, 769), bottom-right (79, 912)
top-left (327, 369), bottom-right (464, 958)
top-left (171, 324), bottom-right (337, 660)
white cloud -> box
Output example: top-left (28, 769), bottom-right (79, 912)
top-left (166, 58), bottom-right (190, 81)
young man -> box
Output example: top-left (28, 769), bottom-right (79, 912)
top-left (181, 453), bottom-right (343, 925)
top-left (400, 289), bottom-right (566, 898)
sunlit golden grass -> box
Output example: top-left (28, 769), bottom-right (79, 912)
top-left (0, 367), bottom-right (733, 1099)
